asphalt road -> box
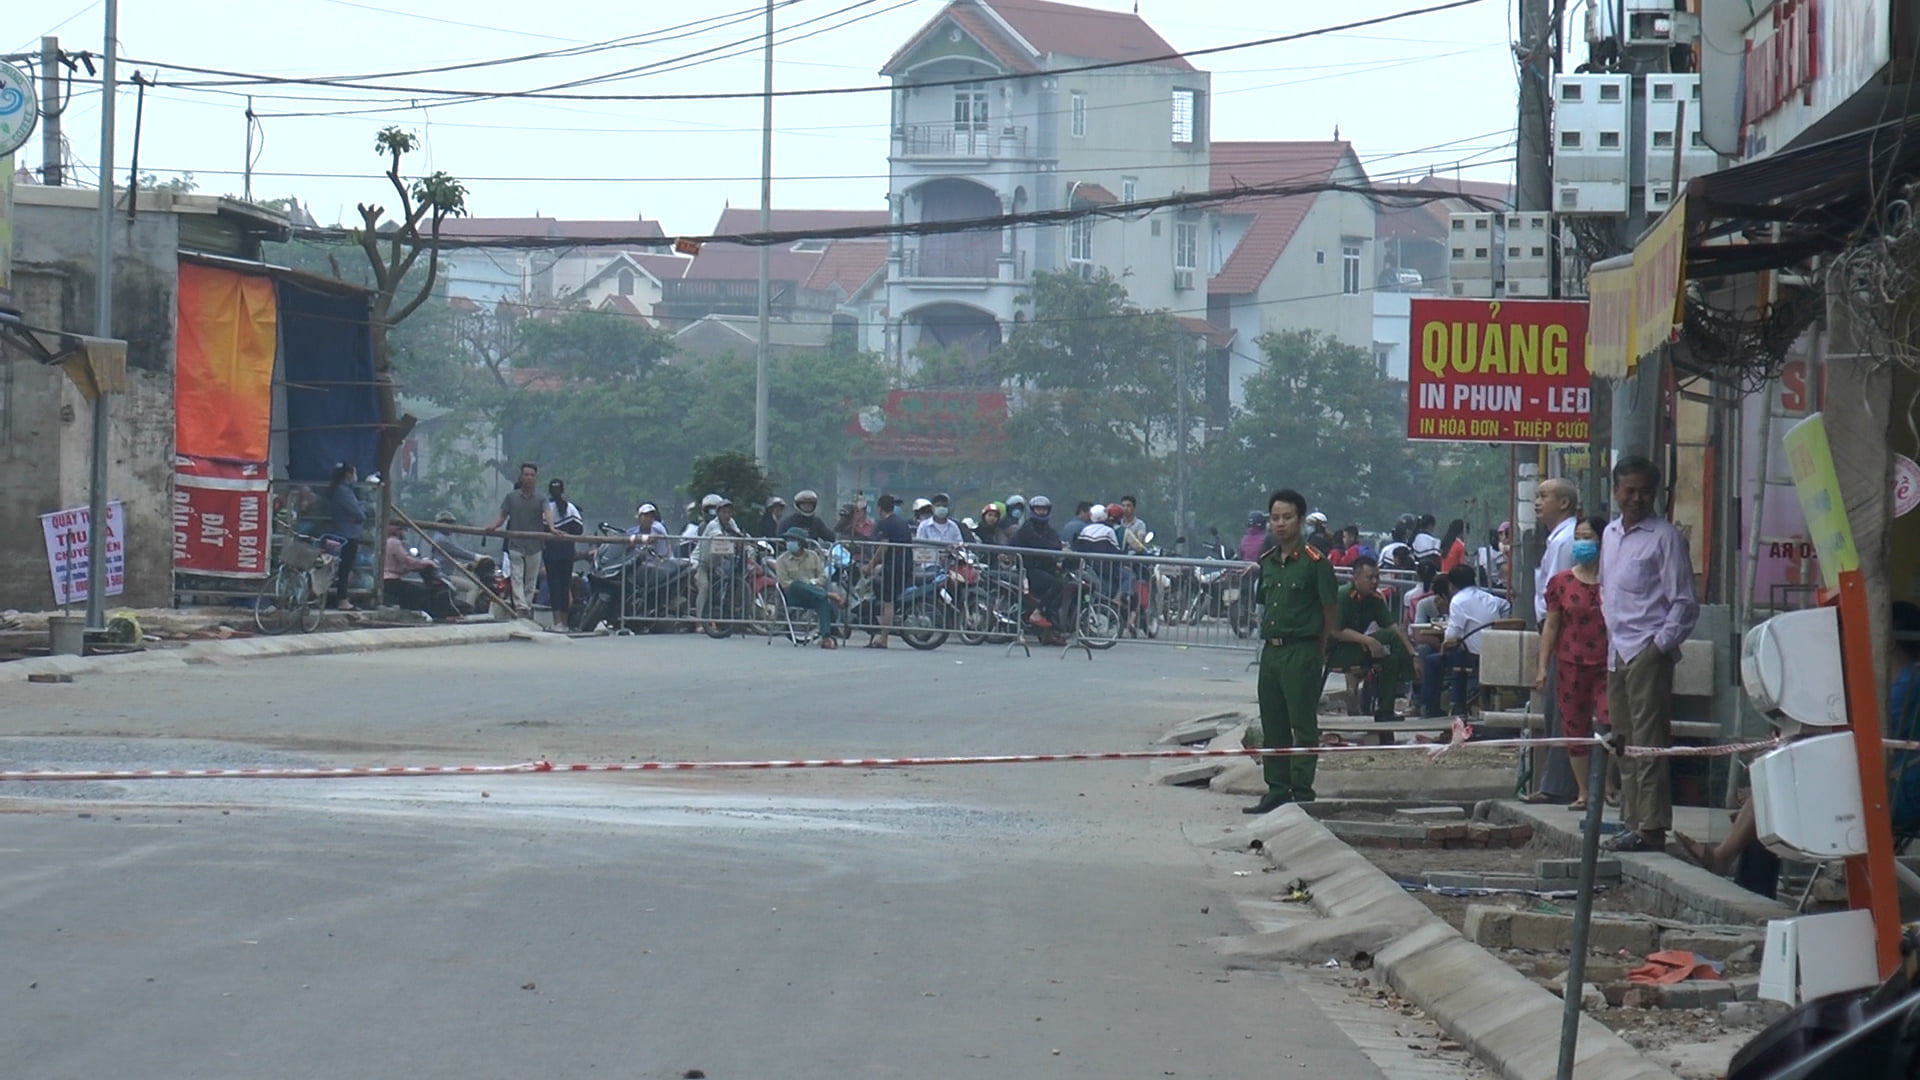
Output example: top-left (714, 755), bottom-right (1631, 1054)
top-left (1, 635), bottom-right (1468, 1080)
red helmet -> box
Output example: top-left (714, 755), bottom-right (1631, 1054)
top-left (1105, 503), bottom-right (1124, 520)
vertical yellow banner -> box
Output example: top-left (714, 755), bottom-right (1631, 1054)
top-left (1781, 412), bottom-right (1859, 590)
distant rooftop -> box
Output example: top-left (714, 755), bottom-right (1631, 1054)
top-left (884, 0), bottom-right (1194, 75)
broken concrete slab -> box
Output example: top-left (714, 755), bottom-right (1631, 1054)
top-left (1208, 757), bottom-right (1263, 796)
top-left (1150, 757), bottom-right (1230, 787)
top-left (1237, 809), bottom-right (1681, 1079)
top-left (1506, 911), bottom-right (1659, 954)
top-left (1214, 913), bottom-right (1405, 969)
top-left (1155, 710), bottom-right (1246, 744)
top-left (1656, 926), bottom-right (1766, 961)
top-left (1536, 857), bottom-right (1622, 880)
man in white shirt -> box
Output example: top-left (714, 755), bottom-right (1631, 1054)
top-left (1532, 477), bottom-right (1579, 623)
top-left (1437, 564), bottom-right (1510, 716)
top-left (914, 492), bottom-right (964, 545)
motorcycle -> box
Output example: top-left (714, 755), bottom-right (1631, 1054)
top-left (572, 524), bottom-right (697, 632)
top-left (894, 547), bottom-right (995, 651)
top-left (705, 538), bottom-right (783, 639)
top-left (1179, 527), bottom-right (1258, 638)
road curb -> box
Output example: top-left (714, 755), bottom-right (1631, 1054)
top-left (1229, 806), bottom-right (1680, 1080)
top-left (4, 620), bottom-right (559, 681)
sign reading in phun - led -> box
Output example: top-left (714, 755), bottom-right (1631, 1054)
top-left (1406, 297), bottom-right (1592, 444)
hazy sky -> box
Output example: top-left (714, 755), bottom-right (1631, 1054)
top-left (11, 0), bottom-right (1520, 234)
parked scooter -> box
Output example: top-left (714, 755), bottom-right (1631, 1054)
top-left (573, 523), bottom-right (697, 632)
top-left (1178, 527), bottom-right (1258, 637)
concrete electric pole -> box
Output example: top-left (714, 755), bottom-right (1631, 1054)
top-left (87, 1), bottom-right (117, 631)
top-left (753, 0), bottom-right (774, 469)
top-left (40, 37), bottom-right (62, 186)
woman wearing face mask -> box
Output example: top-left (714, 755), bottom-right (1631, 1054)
top-left (773, 527), bottom-right (839, 648)
top-left (1534, 515), bottom-right (1610, 811)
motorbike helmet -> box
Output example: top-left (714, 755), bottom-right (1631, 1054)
top-left (1029, 495), bottom-right (1052, 518)
top-left (1306, 511), bottom-right (1328, 527)
top-left (686, 501), bottom-right (698, 517)
top-left (701, 493), bottom-right (725, 511)
top-left (983, 501), bottom-right (1004, 518)
top-left (931, 492), bottom-right (951, 505)
top-left (1006, 494), bottom-right (1026, 510)
top-left (434, 510), bottom-right (456, 524)
top-left (635, 502), bottom-right (658, 517)
top-left (911, 498), bottom-right (933, 514)
top-left (1104, 503), bottom-right (1124, 521)
top-left (1089, 504), bottom-right (1109, 523)
top-left (794, 489), bottom-right (819, 510)
top-left (1248, 511), bottom-right (1266, 527)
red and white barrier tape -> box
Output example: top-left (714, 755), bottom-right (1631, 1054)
top-left (5, 725), bottom-right (1913, 783)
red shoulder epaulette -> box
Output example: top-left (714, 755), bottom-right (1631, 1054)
top-left (1305, 545), bottom-right (1324, 561)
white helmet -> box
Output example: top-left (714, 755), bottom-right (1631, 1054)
top-left (1307, 511), bottom-right (1328, 526)
top-left (701, 493), bottom-right (725, 511)
top-left (1089, 504), bottom-right (1109, 523)
top-left (793, 489), bottom-right (819, 507)
top-left (912, 498), bottom-right (933, 513)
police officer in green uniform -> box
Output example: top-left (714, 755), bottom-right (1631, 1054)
top-left (1246, 489), bottom-right (1338, 815)
top-left (1325, 554), bottom-right (1417, 723)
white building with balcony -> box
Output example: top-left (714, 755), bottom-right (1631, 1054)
top-left (879, 0), bottom-right (1212, 375)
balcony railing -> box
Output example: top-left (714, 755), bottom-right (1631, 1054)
top-left (897, 124), bottom-right (1030, 159)
top-left (897, 247), bottom-right (1026, 282)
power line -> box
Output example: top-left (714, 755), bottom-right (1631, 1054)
top-left (290, 174), bottom-right (1505, 251)
top-left (122, 1), bottom-right (1487, 106)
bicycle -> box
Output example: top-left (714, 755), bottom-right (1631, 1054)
top-left (253, 534), bottom-right (338, 635)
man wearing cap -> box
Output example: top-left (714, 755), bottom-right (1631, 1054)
top-left (698, 495), bottom-right (748, 632)
top-left (866, 494), bottom-right (914, 648)
top-left (1247, 489), bottom-right (1339, 815)
top-left (915, 492), bottom-right (964, 545)
top-left (779, 490), bottom-right (836, 545)
top-left (774, 527), bottom-right (839, 648)
top-left (628, 503), bottom-right (672, 560)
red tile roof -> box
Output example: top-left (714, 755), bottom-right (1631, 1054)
top-left (984, 0), bottom-right (1191, 69)
top-left (689, 208), bottom-right (893, 283)
top-left (1174, 316), bottom-right (1235, 350)
top-left (433, 215), bottom-right (665, 244)
top-left (598, 294), bottom-right (646, 317)
top-left (883, 0), bottom-right (1191, 75)
top-left (630, 253), bottom-right (693, 281)
top-left (1208, 141), bottom-right (1356, 296)
top-left (1068, 181), bottom-right (1118, 205)
top-left (803, 240), bottom-right (889, 294)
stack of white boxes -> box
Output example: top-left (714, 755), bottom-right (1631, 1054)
top-left (1503, 212), bottom-right (1554, 298)
top-left (1551, 73), bottom-right (1631, 215)
top-left (1644, 73), bottom-right (1717, 212)
top-left (1447, 212), bottom-right (1501, 298)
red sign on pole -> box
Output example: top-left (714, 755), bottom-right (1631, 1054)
top-left (1406, 298), bottom-right (1592, 444)
top-left (173, 456), bottom-right (272, 578)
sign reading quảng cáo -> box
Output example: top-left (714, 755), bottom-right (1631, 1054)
top-left (1406, 297), bottom-right (1593, 444)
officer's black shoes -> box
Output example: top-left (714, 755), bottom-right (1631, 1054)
top-left (1243, 792), bottom-right (1291, 815)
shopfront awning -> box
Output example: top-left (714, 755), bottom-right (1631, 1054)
top-left (1586, 195), bottom-right (1687, 379)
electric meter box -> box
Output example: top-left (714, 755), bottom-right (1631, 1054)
top-left (1752, 732), bottom-right (1868, 860)
top-left (1741, 606), bottom-right (1848, 729)
top-left (1551, 74), bottom-right (1630, 214)
top-left (1448, 212), bottom-right (1500, 298)
top-left (1503, 213), bottom-right (1553, 298)
top-left (1643, 74), bottom-right (1717, 212)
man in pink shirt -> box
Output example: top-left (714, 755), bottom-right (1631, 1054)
top-left (1599, 455), bottom-right (1700, 853)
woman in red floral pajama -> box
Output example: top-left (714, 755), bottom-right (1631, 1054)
top-left (1535, 516), bottom-right (1610, 811)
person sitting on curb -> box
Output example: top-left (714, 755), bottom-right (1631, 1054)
top-left (774, 528), bottom-right (839, 649)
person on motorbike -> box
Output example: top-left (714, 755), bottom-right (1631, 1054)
top-left (978, 502), bottom-right (1008, 546)
top-left (697, 494), bottom-right (747, 632)
top-left (428, 510), bottom-right (480, 577)
top-left (915, 492), bottom-right (964, 545)
top-left (911, 498), bottom-right (934, 530)
top-left (679, 500), bottom-right (709, 558)
top-left (1013, 495), bottom-right (1066, 630)
top-left (1004, 494), bottom-right (1028, 532)
top-left (774, 528), bottom-right (839, 649)
top-left (627, 502), bottom-right (673, 560)
top-left (756, 496), bottom-right (787, 539)
top-left (1073, 504), bottom-right (1125, 602)
top-left (778, 490), bottom-right (837, 545)
top-left (1238, 511), bottom-right (1269, 562)
top-left (382, 520), bottom-right (457, 621)
top-left (1305, 511), bottom-right (1334, 555)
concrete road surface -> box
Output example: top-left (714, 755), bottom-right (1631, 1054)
top-left (2, 636), bottom-right (1472, 1080)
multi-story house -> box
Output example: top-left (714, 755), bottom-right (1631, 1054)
top-left (880, 0), bottom-right (1212, 372)
top-left (1205, 141), bottom-right (1377, 413)
top-left (436, 215), bottom-right (667, 310)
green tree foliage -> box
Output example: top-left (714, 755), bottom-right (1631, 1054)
top-left (519, 311), bottom-right (670, 381)
top-left (990, 270), bottom-right (1202, 504)
top-left (1190, 330), bottom-right (1508, 537)
top-left (689, 450), bottom-right (774, 514)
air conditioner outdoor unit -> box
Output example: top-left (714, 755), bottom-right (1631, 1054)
top-left (1174, 269), bottom-right (1194, 291)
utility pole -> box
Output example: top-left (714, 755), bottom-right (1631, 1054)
top-left (1174, 342), bottom-right (1189, 552)
top-left (87, 0), bottom-right (118, 632)
top-left (40, 37), bottom-right (61, 186)
top-left (1515, 0), bottom-right (1552, 215)
top-left (752, 0), bottom-right (774, 468)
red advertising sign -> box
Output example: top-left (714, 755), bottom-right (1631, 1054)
top-left (1406, 298), bottom-right (1592, 444)
top-left (848, 390), bottom-right (1011, 460)
top-left (173, 456), bottom-right (272, 578)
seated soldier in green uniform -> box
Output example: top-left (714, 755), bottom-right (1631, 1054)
top-left (1324, 554), bottom-right (1417, 723)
